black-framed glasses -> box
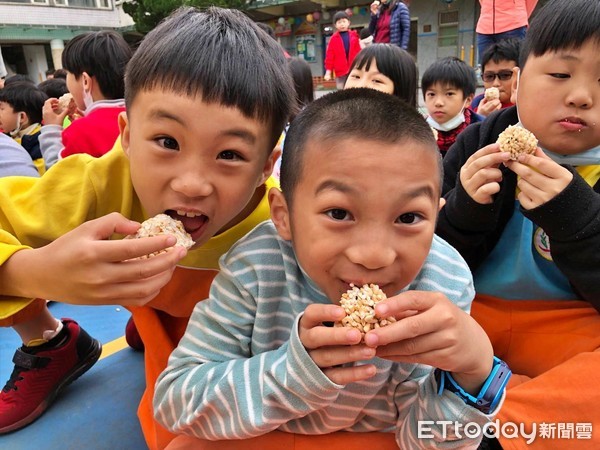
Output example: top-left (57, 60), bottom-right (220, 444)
top-left (482, 70), bottom-right (513, 82)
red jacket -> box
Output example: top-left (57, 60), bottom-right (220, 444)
top-left (324, 30), bottom-right (361, 78)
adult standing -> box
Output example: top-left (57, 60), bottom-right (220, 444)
top-left (369, 0), bottom-right (410, 50)
top-left (476, 0), bottom-right (538, 64)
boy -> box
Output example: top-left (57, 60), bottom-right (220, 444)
top-left (39, 30), bottom-right (132, 169)
top-left (324, 11), bottom-right (361, 90)
top-left (471, 38), bottom-right (521, 117)
top-left (0, 82), bottom-right (48, 173)
top-left (422, 57), bottom-right (483, 157)
top-left (0, 7), bottom-right (294, 449)
top-left (155, 89), bottom-right (510, 449)
top-left (437, 0), bottom-right (600, 448)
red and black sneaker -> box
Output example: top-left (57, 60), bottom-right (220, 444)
top-left (0, 318), bottom-right (102, 434)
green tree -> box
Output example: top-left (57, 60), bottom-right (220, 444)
top-left (123, 0), bottom-right (247, 34)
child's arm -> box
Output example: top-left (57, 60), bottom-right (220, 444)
top-left (507, 150), bottom-right (600, 308)
top-left (154, 271), bottom-right (352, 439)
top-left (40, 97), bottom-right (69, 169)
top-left (1, 213), bottom-right (185, 306)
top-left (0, 155), bottom-right (186, 307)
top-left (437, 133), bottom-right (514, 269)
top-left (364, 239), bottom-right (499, 447)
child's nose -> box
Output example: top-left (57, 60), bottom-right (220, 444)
top-left (171, 170), bottom-right (214, 198)
top-left (566, 86), bottom-right (593, 109)
top-left (345, 231), bottom-right (396, 270)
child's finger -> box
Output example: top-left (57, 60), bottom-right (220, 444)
top-left (324, 363), bottom-right (377, 385)
top-left (310, 345), bottom-right (376, 369)
top-left (301, 323), bottom-right (362, 350)
top-left (301, 304), bottom-right (346, 329)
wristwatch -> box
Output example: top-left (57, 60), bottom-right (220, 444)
top-left (435, 356), bottom-right (511, 414)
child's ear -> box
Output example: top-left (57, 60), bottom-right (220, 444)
top-left (465, 93), bottom-right (474, 108)
top-left (438, 197), bottom-right (446, 211)
top-left (258, 146), bottom-right (282, 185)
top-left (118, 111), bottom-right (130, 156)
top-left (19, 111), bottom-right (30, 127)
top-left (510, 67), bottom-right (520, 105)
top-left (268, 187), bottom-right (292, 240)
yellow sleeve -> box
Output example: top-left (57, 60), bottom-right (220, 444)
top-left (0, 142), bottom-right (138, 304)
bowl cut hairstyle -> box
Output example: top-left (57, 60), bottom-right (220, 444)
top-left (349, 44), bottom-right (418, 107)
top-left (0, 82), bottom-right (48, 124)
top-left (62, 30), bottom-right (132, 100)
top-left (280, 88), bottom-right (441, 207)
top-left (125, 7), bottom-right (295, 151)
top-left (421, 57), bottom-right (477, 99)
top-left (519, 0), bottom-right (600, 69)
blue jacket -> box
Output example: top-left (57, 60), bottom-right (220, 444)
top-left (369, 1), bottom-right (410, 49)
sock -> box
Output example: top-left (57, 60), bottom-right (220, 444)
top-left (25, 319), bottom-right (65, 348)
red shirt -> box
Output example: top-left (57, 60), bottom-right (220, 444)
top-left (374, 9), bottom-right (392, 43)
top-left (61, 105), bottom-right (125, 159)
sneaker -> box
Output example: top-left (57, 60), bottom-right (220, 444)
top-left (0, 318), bottom-right (102, 434)
top-left (125, 316), bottom-right (144, 352)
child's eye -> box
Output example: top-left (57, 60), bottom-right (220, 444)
top-left (218, 150), bottom-right (243, 161)
top-left (326, 209), bottom-right (352, 221)
top-left (157, 137), bottom-right (179, 150)
top-left (396, 213), bottom-right (423, 224)
top-left (549, 73), bottom-right (570, 79)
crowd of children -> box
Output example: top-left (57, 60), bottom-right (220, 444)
top-left (0, 0), bottom-right (598, 449)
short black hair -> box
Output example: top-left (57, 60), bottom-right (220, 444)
top-left (481, 38), bottom-right (521, 72)
top-left (287, 57), bottom-right (314, 122)
top-left (62, 30), bottom-right (132, 99)
top-left (520, 0), bottom-right (600, 69)
top-left (125, 7), bottom-right (294, 151)
top-left (45, 68), bottom-right (55, 76)
top-left (281, 88), bottom-right (441, 206)
top-left (4, 74), bottom-right (34, 87)
top-left (349, 44), bottom-right (418, 107)
top-left (421, 57), bottom-right (477, 98)
top-left (53, 69), bottom-right (67, 79)
top-left (38, 78), bottom-right (69, 99)
top-left (333, 11), bottom-right (349, 24)
top-left (0, 82), bottom-right (48, 124)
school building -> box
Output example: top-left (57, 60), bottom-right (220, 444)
top-left (1, 0), bottom-right (547, 84)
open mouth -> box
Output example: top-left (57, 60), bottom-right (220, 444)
top-left (166, 209), bottom-right (209, 239)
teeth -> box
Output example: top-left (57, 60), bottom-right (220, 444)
top-left (175, 210), bottom-right (202, 218)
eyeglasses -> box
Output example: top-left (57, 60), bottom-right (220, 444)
top-left (482, 70), bottom-right (513, 82)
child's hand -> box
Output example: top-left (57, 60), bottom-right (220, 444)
top-left (476, 98), bottom-right (501, 117)
top-left (10, 213), bottom-right (187, 307)
top-left (299, 303), bottom-right (377, 385)
top-left (459, 143), bottom-right (511, 204)
top-left (42, 98), bottom-right (69, 126)
top-left (364, 291), bottom-right (494, 394)
top-left (505, 147), bottom-right (573, 210)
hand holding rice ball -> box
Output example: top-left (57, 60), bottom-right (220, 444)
top-left (335, 284), bottom-right (396, 342)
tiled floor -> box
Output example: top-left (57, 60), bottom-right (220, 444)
top-left (0, 302), bottom-right (148, 449)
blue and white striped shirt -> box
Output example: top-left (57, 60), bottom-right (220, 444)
top-left (155, 221), bottom-right (492, 448)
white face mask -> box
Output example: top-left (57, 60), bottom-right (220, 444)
top-left (426, 106), bottom-right (467, 132)
top-left (9, 113), bottom-right (22, 137)
top-left (82, 88), bottom-right (94, 111)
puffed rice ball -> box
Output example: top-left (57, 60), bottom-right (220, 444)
top-left (334, 284), bottom-right (396, 341)
top-left (484, 87), bottom-right (500, 101)
top-left (57, 93), bottom-right (74, 112)
top-left (126, 213), bottom-right (194, 257)
top-left (496, 125), bottom-right (538, 160)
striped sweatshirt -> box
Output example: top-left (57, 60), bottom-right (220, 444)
top-left (155, 221), bottom-right (494, 448)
